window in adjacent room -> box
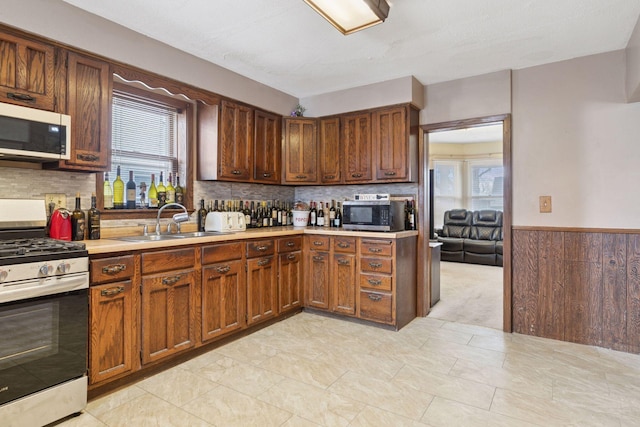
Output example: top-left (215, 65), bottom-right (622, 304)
top-left (468, 159), bottom-right (503, 211)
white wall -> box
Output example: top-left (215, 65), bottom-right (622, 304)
top-left (512, 50), bottom-right (640, 228)
top-left (0, 0), bottom-right (297, 115)
top-left (626, 15), bottom-right (640, 102)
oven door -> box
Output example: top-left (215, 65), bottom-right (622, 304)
top-left (0, 273), bottom-right (88, 406)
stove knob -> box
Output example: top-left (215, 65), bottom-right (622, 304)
top-left (57, 262), bottom-right (71, 274)
top-left (0, 270), bottom-right (7, 282)
top-left (39, 264), bottom-right (53, 276)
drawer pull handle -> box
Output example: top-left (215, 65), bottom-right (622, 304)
top-left (7, 92), bottom-right (36, 102)
top-left (384, 171), bottom-right (397, 176)
top-left (368, 294), bottom-right (382, 302)
top-left (313, 241), bottom-right (324, 246)
top-left (257, 259), bottom-right (271, 266)
top-left (368, 248), bottom-right (382, 253)
top-left (351, 173), bottom-right (363, 178)
top-left (324, 175), bottom-right (335, 179)
top-left (101, 286), bottom-right (124, 297)
top-left (262, 172), bottom-right (272, 177)
top-left (216, 265), bottom-right (231, 274)
top-left (102, 264), bottom-right (126, 275)
top-left (313, 256), bottom-right (325, 261)
top-left (337, 258), bottom-right (350, 265)
top-left (232, 169), bottom-right (242, 175)
top-left (162, 275), bottom-right (183, 286)
top-left (77, 153), bottom-right (99, 162)
top-left (337, 242), bottom-right (351, 248)
top-left (286, 241), bottom-right (295, 247)
top-left (287, 254), bottom-right (297, 260)
top-left (295, 174), bottom-right (308, 179)
top-left (369, 262), bottom-right (383, 269)
top-left (256, 245), bottom-right (268, 251)
top-left (367, 279), bottom-right (382, 286)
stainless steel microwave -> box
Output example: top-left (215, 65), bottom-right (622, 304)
top-left (0, 102), bottom-right (71, 161)
top-left (342, 200), bottom-right (405, 232)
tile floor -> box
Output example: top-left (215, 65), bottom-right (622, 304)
top-left (55, 312), bottom-right (640, 427)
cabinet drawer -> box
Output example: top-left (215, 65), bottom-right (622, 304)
top-left (361, 239), bottom-right (393, 257)
top-left (141, 248), bottom-right (195, 274)
top-left (202, 242), bottom-right (243, 264)
top-left (306, 236), bottom-right (330, 251)
top-left (359, 291), bottom-right (393, 324)
top-left (247, 240), bottom-right (275, 258)
top-left (360, 257), bottom-right (392, 274)
top-left (333, 237), bottom-right (356, 253)
top-left (278, 236), bottom-right (302, 253)
top-left (91, 255), bottom-right (134, 284)
top-left (359, 274), bottom-right (392, 292)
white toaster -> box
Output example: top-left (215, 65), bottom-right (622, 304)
top-left (205, 211), bottom-right (246, 232)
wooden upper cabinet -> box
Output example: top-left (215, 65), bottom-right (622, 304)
top-left (253, 109), bottom-right (281, 184)
top-left (63, 52), bottom-right (112, 171)
top-left (219, 100), bottom-right (253, 181)
top-left (342, 112), bottom-right (372, 183)
top-left (373, 105), bottom-right (408, 181)
top-left (319, 117), bottom-right (341, 184)
top-left (0, 31), bottom-right (56, 111)
top-left (282, 117), bottom-right (318, 184)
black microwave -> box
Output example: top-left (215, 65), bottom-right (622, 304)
top-left (0, 102), bottom-right (70, 161)
top-left (342, 200), bottom-right (405, 232)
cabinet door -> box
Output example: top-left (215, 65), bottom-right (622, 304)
top-left (282, 118), bottom-right (318, 183)
top-left (373, 106), bottom-right (408, 181)
top-left (331, 253), bottom-right (357, 315)
top-left (246, 256), bottom-right (278, 325)
top-left (202, 260), bottom-right (246, 342)
top-left (89, 280), bottom-right (135, 385)
top-left (342, 113), bottom-right (372, 182)
top-left (141, 269), bottom-right (196, 364)
top-left (0, 31), bottom-right (56, 110)
top-left (278, 251), bottom-right (302, 312)
top-left (306, 251), bottom-right (330, 309)
top-left (254, 109), bottom-right (281, 184)
top-left (319, 117), bottom-right (341, 184)
top-left (219, 100), bottom-right (252, 181)
top-left (64, 52), bottom-right (111, 170)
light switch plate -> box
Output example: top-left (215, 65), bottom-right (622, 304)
top-left (45, 193), bottom-right (67, 211)
top-left (539, 196), bottom-right (552, 213)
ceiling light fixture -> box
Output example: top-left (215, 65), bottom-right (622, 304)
top-left (303, 0), bottom-right (390, 35)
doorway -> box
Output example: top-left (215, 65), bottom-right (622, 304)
top-left (420, 115), bottom-right (512, 332)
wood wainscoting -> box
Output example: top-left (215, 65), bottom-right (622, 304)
top-left (512, 227), bottom-right (640, 354)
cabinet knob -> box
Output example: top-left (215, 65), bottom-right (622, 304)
top-left (287, 254), bottom-right (297, 261)
top-left (262, 172), bottom-right (272, 178)
top-left (351, 173), bottom-right (363, 178)
top-left (337, 258), bottom-right (350, 265)
top-left (256, 245), bottom-right (268, 251)
top-left (102, 264), bottom-right (127, 274)
top-left (232, 170), bottom-right (242, 175)
top-left (384, 171), bottom-right (397, 176)
top-left (337, 242), bottom-right (350, 248)
top-left (286, 241), bottom-right (295, 247)
top-left (312, 255), bottom-right (325, 261)
top-left (313, 241), bottom-right (324, 246)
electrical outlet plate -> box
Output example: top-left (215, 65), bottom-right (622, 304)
top-left (45, 193), bottom-right (67, 211)
top-left (539, 196), bottom-right (552, 213)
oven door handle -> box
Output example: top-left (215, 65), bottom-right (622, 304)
top-left (0, 272), bottom-right (89, 304)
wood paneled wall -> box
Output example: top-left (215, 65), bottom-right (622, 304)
top-left (512, 228), bottom-right (640, 354)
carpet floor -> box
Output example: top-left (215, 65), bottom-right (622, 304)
top-left (428, 261), bottom-right (503, 330)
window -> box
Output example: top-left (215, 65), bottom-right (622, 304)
top-left (101, 82), bottom-right (192, 214)
top-left (469, 159), bottom-right (503, 211)
top-left (433, 160), bottom-right (462, 229)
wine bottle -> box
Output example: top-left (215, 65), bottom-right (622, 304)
top-left (255, 203), bottom-right (263, 228)
top-left (408, 200), bottom-right (416, 230)
top-left (198, 199), bottom-right (207, 232)
top-left (88, 193), bottom-right (101, 240)
top-left (103, 172), bottom-right (114, 209)
top-left (250, 201), bottom-right (257, 228)
top-left (175, 174), bottom-right (184, 204)
top-left (316, 202), bottom-right (325, 227)
top-left (329, 200), bottom-right (336, 227)
top-left (113, 166), bottom-right (124, 209)
top-left (244, 201), bottom-right (251, 227)
top-left (310, 201), bottom-right (317, 226)
top-left (157, 172), bottom-right (166, 207)
top-left (334, 202), bottom-right (342, 228)
top-left (126, 170), bottom-right (136, 209)
top-left (148, 174), bottom-right (158, 208)
top-left (323, 202), bottom-right (330, 227)
top-left (166, 172), bottom-right (176, 204)
top-left (262, 202), bottom-right (269, 227)
top-left (71, 193), bottom-right (86, 241)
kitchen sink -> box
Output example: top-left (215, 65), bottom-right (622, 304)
top-left (113, 231), bottom-right (234, 242)
top-left (176, 231), bottom-right (235, 237)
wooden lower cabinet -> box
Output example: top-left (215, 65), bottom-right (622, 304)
top-left (141, 268), bottom-right (197, 364)
top-left (201, 260), bottom-right (245, 342)
top-left (278, 236), bottom-right (303, 313)
top-left (246, 255), bottom-right (278, 325)
top-left (89, 280), bottom-right (136, 385)
top-left (331, 254), bottom-right (356, 316)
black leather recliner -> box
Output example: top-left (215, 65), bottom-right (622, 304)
top-left (436, 209), bottom-right (503, 266)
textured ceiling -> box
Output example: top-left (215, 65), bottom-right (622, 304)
top-left (62, 0), bottom-right (640, 98)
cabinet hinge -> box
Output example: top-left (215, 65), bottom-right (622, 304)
top-left (140, 283), bottom-right (143, 294)
top-left (140, 350), bottom-right (143, 363)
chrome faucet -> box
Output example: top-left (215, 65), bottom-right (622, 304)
top-left (156, 203), bottom-right (189, 235)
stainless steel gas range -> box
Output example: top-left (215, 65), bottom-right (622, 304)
top-left (0, 199), bottom-right (89, 427)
